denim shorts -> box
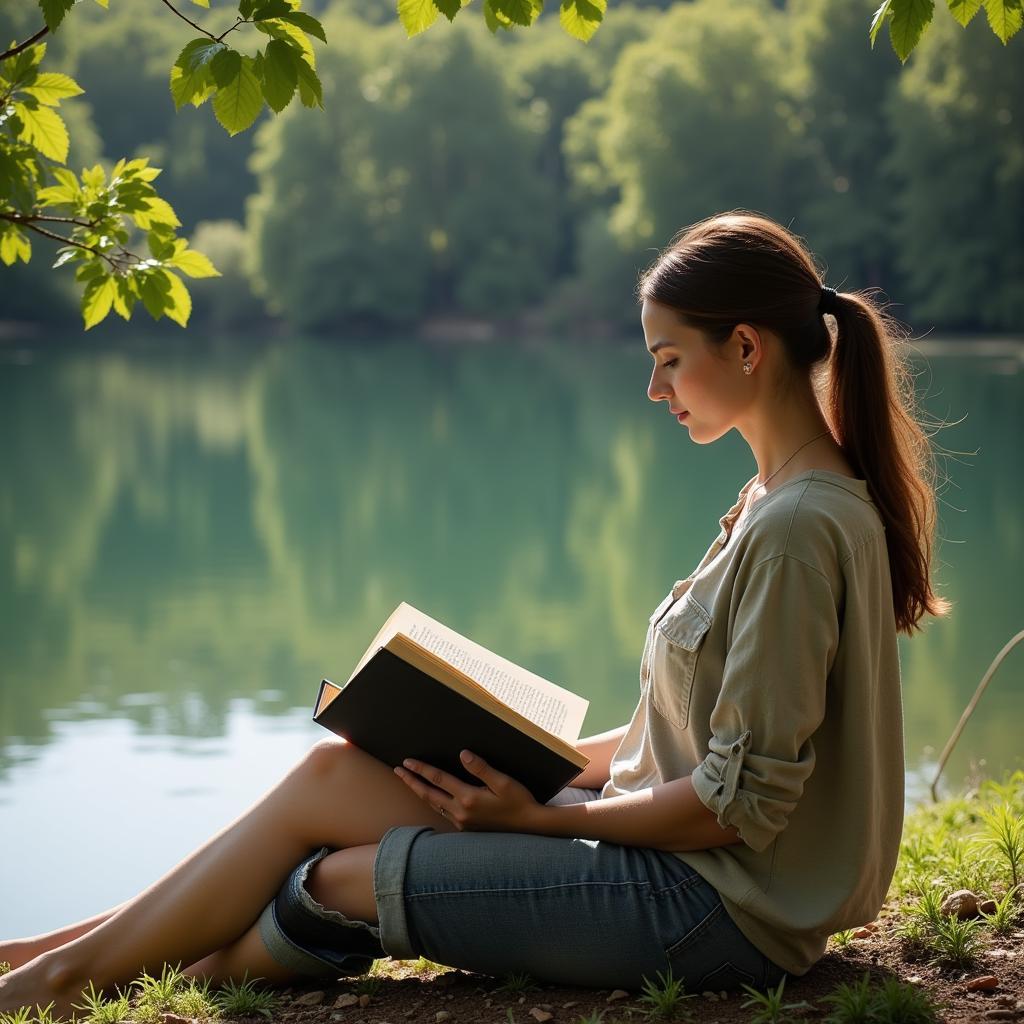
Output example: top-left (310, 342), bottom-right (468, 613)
top-left (257, 785), bottom-right (786, 992)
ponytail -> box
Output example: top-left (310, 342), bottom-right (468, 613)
top-left (827, 291), bottom-right (951, 634)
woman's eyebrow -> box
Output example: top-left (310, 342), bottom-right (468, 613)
top-left (647, 339), bottom-right (676, 355)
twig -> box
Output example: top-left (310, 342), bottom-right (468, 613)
top-left (9, 219), bottom-right (136, 273)
top-left (0, 27), bottom-right (49, 63)
top-left (2, 212), bottom-right (98, 230)
top-left (930, 629), bottom-right (1024, 802)
top-left (158, 0), bottom-right (217, 40)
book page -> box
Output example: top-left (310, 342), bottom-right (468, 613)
top-left (357, 603), bottom-right (588, 744)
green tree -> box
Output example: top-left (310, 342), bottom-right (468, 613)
top-left (249, 16), bottom-right (559, 330)
top-left (885, 10), bottom-right (1024, 330)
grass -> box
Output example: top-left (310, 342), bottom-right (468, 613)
top-left (636, 968), bottom-right (694, 1020)
top-left (821, 973), bottom-right (940, 1024)
top-left (494, 972), bottom-right (537, 996)
top-left (739, 977), bottom-right (811, 1023)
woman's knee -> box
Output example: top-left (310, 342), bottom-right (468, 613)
top-left (301, 737), bottom-right (362, 783)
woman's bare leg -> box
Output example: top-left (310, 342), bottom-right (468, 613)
top-left (0, 741), bottom-right (452, 1016)
top-left (0, 906), bottom-right (127, 972)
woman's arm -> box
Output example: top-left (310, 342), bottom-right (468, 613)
top-left (569, 724), bottom-right (629, 789)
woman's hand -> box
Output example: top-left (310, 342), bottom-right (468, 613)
top-left (393, 750), bottom-right (545, 833)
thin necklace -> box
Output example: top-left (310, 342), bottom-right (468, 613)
top-left (756, 430), bottom-right (832, 489)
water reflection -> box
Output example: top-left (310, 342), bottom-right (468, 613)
top-left (1, 337), bottom-right (1022, 826)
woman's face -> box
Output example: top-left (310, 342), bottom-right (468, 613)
top-left (641, 299), bottom-right (746, 445)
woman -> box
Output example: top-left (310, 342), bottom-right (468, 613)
top-left (0, 211), bottom-right (947, 1015)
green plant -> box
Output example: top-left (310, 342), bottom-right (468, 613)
top-left (0, 963), bottom-right (10, 976)
top-left (173, 977), bottom-right (220, 1019)
top-left (352, 975), bottom-right (384, 998)
top-left (930, 915), bottom-right (983, 969)
top-left (980, 886), bottom-right (1022, 935)
top-left (637, 968), bottom-right (694, 1020)
top-left (829, 929), bottom-right (856, 949)
top-left (977, 804), bottom-right (1024, 890)
top-left (869, 977), bottom-right (940, 1023)
top-left (0, 1008), bottom-right (34, 1024)
top-left (740, 977), bottom-right (811, 1024)
top-left (495, 972), bottom-right (537, 996)
top-left (0, 1004), bottom-right (62, 1024)
top-left (72, 980), bottom-right (133, 1024)
top-left (214, 974), bottom-right (279, 1019)
top-left (573, 1012), bottom-right (607, 1024)
top-left (821, 972), bottom-right (874, 1024)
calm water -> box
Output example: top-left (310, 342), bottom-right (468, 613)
top-left (1, 335), bottom-right (1022, 936)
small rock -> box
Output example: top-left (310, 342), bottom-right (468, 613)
top-left (907, 976), bottom-right (923, 984)
top-left (435, 1012), bottom-right (451, 1023)
top-left (941, 889), bottom-right (980, 919)
top-left (484, 1000), bottom-right (493, 1008)
top-left (607, 990), bottom-right (630, 1003)
top-left (980, 899), bottom-right (998, 915)
top-left (159, 1015), bottom-right (193, 1024)
top-left (519, 997), bottom-right (526, 1005)
top-left (968, 976), bottom-right (1000, 993)
top-left (853, 927), bottom-right (874, 939)
top-left (334, 994), bottom-right (360, 1009)
top-left (996, 996), bottom-right (1016, 1007)
top-left (529, 1009), bottom-right (553, 1022)
top-left (701, 991), bottom-right (719, 1001)
top-left (359, 994), bottom-right (372, 1008)
top-left (294, 991), bottom-right (326, 1007)
top-left (561, 1003), bottom-right (579, 1010)
top-left (719, 991), bottom-right (728, 1000)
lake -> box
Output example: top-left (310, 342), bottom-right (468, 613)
top-left (1, 333), bottom-right (1021, 936)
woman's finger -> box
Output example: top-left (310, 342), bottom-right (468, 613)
top-left (400, 757), bottom-right (479, 799)
top-left (458, 750), bottom-right (507, 792)
top-left (393, 764), bottom-right (451, 809)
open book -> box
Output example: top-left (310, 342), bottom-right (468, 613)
top-left (313, 602), bottom-right (590, 804)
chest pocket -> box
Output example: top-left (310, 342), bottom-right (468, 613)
top-left (651, 595), bottom-right (713, 730)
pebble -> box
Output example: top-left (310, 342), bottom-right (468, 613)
top-left (484, 1000), bottom-right (493, 1008)
top-left (334, 995), bottom-right (360, 1008)
top-left (967, 976), bottom-right (1000, 992)
top-left (159, 1015), bottom-right (194, 1024)
top-left (435, 1012), bottom-right (451, 1023)
top-left (702, 991), bottom-right (719, 1001)
top-left (294, 991), bottom-right (326, 1007)
top-left (719, 991), bottom-right (728, 1000)
top-left (607, 990), bottom-right (630, 1003)
top-left (529, 1009), bottom-right (553, 1022)
top-left (907, 975), bottom-right (923, 985)
top-left (853, 927), bottom-right (874, 939)
top-left (561, 1003), bottom-right (579, 1010)
top-left (359, 995), bottom-right (372, 1008)
top-left (941, 889), bottom-right (980, 919)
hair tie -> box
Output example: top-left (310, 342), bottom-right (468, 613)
top-left (819, 285), bottom-right (840, 316)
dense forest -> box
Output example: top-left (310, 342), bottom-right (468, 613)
top-left (1, 0), bottom-right (1021, 335)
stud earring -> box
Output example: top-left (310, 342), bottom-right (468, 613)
top-left (743, 363), bottom-right (752, 375)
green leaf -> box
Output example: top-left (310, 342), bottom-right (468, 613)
top-left (211, 55), bottom-right (263, 135)
top-left (112, 277), bottom-right (137, 320)
top-left (93, 0), bottom-right (109, 8)
top-left (14, 102), bottom-right (69, 162)
top-left (295, 57), bottom-right (323, 108)
top-left (252, 0), bottom-right (294, 19)
top-left (869, 0), bottom-right (893, 45)
top-left (175, 38), bottom-right (228, 75)
top-left (0, 225), bottom-right (31, 266)
top-left (261, 38), bottom-right (298, 112)
top-left (82, 274), bottom-right (117, 330)
top-left (491, 0), bottom-right (538, 27)
top-left (483, 0), bottom-right (504, 33)
top-left (239, 0), bottom-right (258, 17)
top-left (139, 271), bottom-right (171, 320)
top-left (169, 62), bottom-right (216, 110)
top-left (983, 0), bottom-right (1023, 40)
top-left (559, 0), bottom-right (604, 41)
top-left (432, 0), bottom-right (461, 21)
top-left (947, 0), bottom-right (983, 25)
top-left (167, 248), bottom-right (221, 278)
top-left (210, 48), bottom-right (242, 88)
top-left (37, 0), bottom-right (76, 32)
top-left (133, 196), bottom-right (182, 230)
top-left (190, 0), bottom-right (211, 6)
top-left (279, 10), bottom-right (327, 42)
top-left (397, 0), bottom-right (440, 36)
top-left (889, 0), bottom-right (934, 61)
top-left (163, 271), bottom-right (193, 327)
top-left (8, 42), bottom-right (47, 87)
top-left (36, 182), bottom-right (76, 205)
top-left (254, 19), bottom-right (317, 66)
top-left (81, 163), bottom-right (106, 189)
top-left (22, 72), bottom-right (84, 106)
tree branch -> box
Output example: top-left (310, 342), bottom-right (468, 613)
top-left (158, 0), bottom-right (217, 40)
top-left (0, 27), bottom-right (49, 63)
top-left (1, 214), bottom-right (138, 273)
top-left (3, 212), bottom-right (97, 230)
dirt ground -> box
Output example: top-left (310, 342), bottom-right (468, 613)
top-left (269, 907), bottom-right (1024, 1024)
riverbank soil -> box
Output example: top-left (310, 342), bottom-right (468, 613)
top-left (272, 904), bottom-right (1023, 1024)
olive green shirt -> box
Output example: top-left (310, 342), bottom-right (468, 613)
top-left (601, 469), bottom-right (904, 976)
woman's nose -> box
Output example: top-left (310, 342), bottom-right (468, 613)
top-left (648, 368), bottom-right (669, 402)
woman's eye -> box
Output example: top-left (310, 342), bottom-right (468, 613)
top-left (663, 358), bottom-right (678, 369)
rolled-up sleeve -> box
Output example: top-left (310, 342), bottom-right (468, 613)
top-left (690, 553), bottom-right (839, 852)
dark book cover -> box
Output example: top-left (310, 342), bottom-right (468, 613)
top-left (313, 648), bottom-right (586, 805)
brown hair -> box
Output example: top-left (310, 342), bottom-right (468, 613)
top-left (638, 210), bottom-right (949, 635)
